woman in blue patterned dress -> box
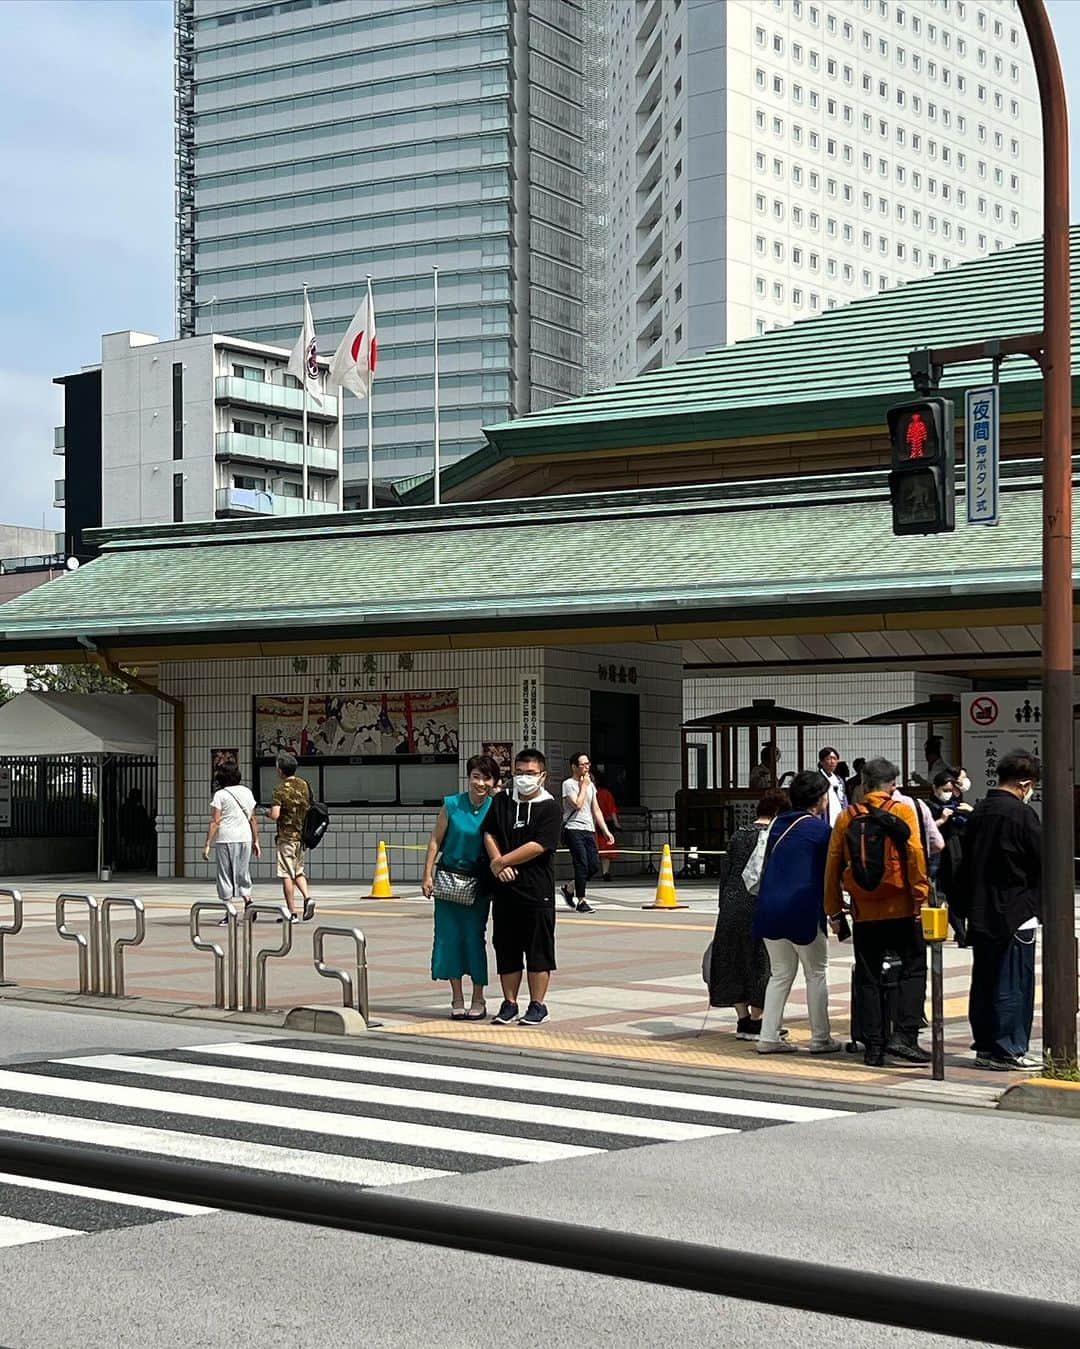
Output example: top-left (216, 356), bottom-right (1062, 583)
top-left (422, 754), bottom-right (500, 1020)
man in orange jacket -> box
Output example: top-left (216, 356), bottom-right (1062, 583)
top-left (825, 757), bottom-right (930, 1068)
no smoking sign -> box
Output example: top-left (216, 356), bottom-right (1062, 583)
top-left (970, 696), bottom-right (999, 727)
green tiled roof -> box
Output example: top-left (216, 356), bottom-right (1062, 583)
top-left (0, 469), bottom-right (1058, 654)
top-left (401, 231), bottom-right (1080, 504)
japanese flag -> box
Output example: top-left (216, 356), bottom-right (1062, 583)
top-left (329, 292), bottom-right (377, 399)
top-left (287, 290), bottom-right (321, 404)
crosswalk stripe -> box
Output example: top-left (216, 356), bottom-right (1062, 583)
top-left (0, 1171), bottom-right (213, 1216)
top-left (0, 1107), bottom-right (449, 1187)
top-left (0, 1217), bottom-right (83, 1248)
top-left (60, 1055), bottom-right (736, 1143)
top-left (0, 1070), bottom-right (599, 1165)
top-left (183, 1042), bottom-right (850, 1124)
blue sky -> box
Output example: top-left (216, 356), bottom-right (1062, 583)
top-left (2, 0), bottom-right (1080, 529)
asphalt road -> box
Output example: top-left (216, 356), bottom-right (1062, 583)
top-left (0, 1005), bottom-right (1076, 1347)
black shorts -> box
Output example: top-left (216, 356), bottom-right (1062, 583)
top-left (492, 899), bottom-right (557, 975)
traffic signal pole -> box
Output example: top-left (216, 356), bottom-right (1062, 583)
top-left (907, 2), bottom-right (1075, 1063)
top-left (1024, 0), bottom-right (1078, 1070)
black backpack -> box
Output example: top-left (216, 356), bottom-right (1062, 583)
top-left (845, 803), bottom-right (911, 892)
top-left (302, 799), bottom-right (331, 850)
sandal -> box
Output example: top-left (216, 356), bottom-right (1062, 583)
top-left (450, 1004), bottom-right (467, 1020)
top-left (465, 1002), bottom-right (487, 1021)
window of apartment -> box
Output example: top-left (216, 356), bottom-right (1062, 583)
top-left (756, 319), bottom-right (767, 335)
top-left (755, 234), bottom-right (766, 254)
top-left (793, 205), bottom-right (804, 225)
top-left (231, 363), bottom-right (263, 382)
top-left (772, 75), bottom-right (783, 94)
top-left (793, 83), bottom-right (803, 104)
top-left (756, 276), bottom-right (766, 296)
top-left (793, 41), bottom-right (803, 62)
top-left (772, 116), bottom-right (782, 134)
top-left (755, 68), bottom-right (766, 88)
top-left (173, 471), bottom-right (184, 524)
top-left (809, 171), bottom-right (819, 190)
top-left (772, 157), bottom-right (783, 176)
top-left (793, 288), bottom-right (803, 306)
top-left (772, 282), bottom-right (783, 300)
top-left (774, 34), bottom-right (784, 53)
top-left (809, 251), bottom-right (820, 270)
top-left (773, 199), bottom-right (784, 219)
top-left (792, 165), bottom-right (803, 186)
top-left (232, 418), bottom-right (264, 437)
top-left (773, 240), bottom-right (783, 259)
top-left (793, 246), bottom-right (803, 264)
top-left (172, 361), bottom-right (183, 461)
top-left (675, 241), bottom-right (683, 260)
top-left (862, 268), bottom-right (872, 287)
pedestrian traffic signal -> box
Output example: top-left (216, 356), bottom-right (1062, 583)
top-left (886, 397), bottom-right (955, 534)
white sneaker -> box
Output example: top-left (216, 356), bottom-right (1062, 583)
top-left (757, 1040), bottom-right (798, 1055)
top-left (809, 1037), bottom-right (843, 1055)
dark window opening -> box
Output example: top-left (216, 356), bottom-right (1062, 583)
top-left (172, 362), bottom-right (183, 459)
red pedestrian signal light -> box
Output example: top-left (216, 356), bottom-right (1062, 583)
top-left (886, 397), bottom-right (955, 534)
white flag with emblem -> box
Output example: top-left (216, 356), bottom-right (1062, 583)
top-left (329, 291), bottom-right (377, 400)
top-left (287, 290), bottom-right (322, 405)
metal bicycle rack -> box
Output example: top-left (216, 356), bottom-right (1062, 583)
top-left (243, 903), bottom-right (292, 1012)
top-left (189, 900), bottom-right (240, 1009)
top-left (0, 888), bottom-right (24, 988)
top-left (313, 926), bottom-right (375, 1026)
top-left (100, 897), bottom-right (146, 997)
top-left (56, 893), bottom-right (102, 995)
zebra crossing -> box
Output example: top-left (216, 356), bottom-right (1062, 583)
top-left (0, 1038), bottom-right (858, 1249)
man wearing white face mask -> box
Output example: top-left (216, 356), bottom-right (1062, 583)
top-left (951, 750), bottom-right (1042, 1071)
top-left (484, 747), bottom-right (562, 1026)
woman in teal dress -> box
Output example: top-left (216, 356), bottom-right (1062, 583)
top-left (421, 753), bottom-right (500, 1020)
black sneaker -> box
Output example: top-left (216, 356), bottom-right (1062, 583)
top-left (576, 899), bottom-right (594, 914)
top-left (885, 1037), bottom-right (932, 1065)
top-left (561, 885), bottom-right (577, 911)
top-left (492, 1000), bottom-right (519, 1025)
top-left (519, 1001), bottom-right (549, 1027)
top-left (736, 1018), bottom-right (762, 1041)
top-left (864, 1047), bottom-right (885, 1067)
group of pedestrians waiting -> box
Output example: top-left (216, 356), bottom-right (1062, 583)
top-left (709, 746), bottom-right (1042, 1071)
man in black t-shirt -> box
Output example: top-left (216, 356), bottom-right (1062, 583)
top-left (484, 747), bottom-right (562, 1027)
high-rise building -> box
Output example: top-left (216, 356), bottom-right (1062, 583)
top-left (604, 0), bottom-right (1040, 382)
top-left (176, 0), bottom-right (591, 503)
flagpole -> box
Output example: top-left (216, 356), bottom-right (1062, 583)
top-left (366, 273), bottom-right (374, 511)
top-left (300, 283), bottom-right (309, 508)
top-left (433, 266), bottom-right (441, 507)
top-left (337, 376), bottom-right (344, 511)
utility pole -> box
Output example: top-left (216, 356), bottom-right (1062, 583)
top-left (1019, 0), bottom-right (1076, 1066)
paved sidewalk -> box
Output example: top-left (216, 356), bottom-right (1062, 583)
top-left (0, 872), bottom-right (1048, 1093)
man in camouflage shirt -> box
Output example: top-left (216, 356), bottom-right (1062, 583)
top-left (268, 752), bottom-right (314, 921)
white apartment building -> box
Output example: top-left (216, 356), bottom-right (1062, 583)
top-left (605, 0), bottom-right (1040, 381)
top-left (55, 330), bottom-right (342, 556)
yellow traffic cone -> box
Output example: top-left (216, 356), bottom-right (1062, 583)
top-left (642, 844), bottom-right (688, 910)
top-left (367, 840), bottom-right (399, 899)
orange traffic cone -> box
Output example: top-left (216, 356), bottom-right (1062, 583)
top-left (642, 844), bottom-right (688, 910)
top-left (367, 840), bottom-right (399, 899)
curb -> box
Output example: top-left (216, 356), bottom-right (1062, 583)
top-left (997, 1078), bottom-right (1080, 1117)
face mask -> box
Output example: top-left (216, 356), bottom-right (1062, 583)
top-left (957, 773), bottom-right (971, 793)
top-left (514, 773), bottom-right (541, 796)
top-left (1021, 785), bottom-right (1035, 805)
top-left (935, 788), bottom-right (954, 801)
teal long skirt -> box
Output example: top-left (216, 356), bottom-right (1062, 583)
top-left (431, 895), bottom-right (490, 984)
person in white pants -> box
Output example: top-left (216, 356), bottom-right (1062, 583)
top-left (751, 770), bottom-right (841, 1055)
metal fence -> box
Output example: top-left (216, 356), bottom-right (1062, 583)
top-left (0, 754), bottom-right (157, 873)
top-left (0, 756), bottom-right (98, 839)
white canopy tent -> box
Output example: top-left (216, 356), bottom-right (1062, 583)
top-left (0, 693), bottom-right (158, 876)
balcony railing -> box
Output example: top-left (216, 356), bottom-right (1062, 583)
top-left (215, 488), bottom-right (337, 518)
top-left (53, 478), bottom-right (65, 507)
top-left (216, 432), bottom-right (337, 473)
top-left (53, 426), bottom-right (65, 453)
top-left (214, 375), bottom-right (337, 419)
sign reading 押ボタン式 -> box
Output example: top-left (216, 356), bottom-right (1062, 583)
top-left (965, 385), bottom-right (999, 527)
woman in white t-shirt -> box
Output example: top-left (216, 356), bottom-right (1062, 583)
top-left (203, 762), bottom-right (259, 910)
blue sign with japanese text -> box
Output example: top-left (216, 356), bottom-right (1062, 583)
top-left (964, 385), bottom-right (999, 527)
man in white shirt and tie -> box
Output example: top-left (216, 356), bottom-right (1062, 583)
top-left (818, 746), bottom-right (848, 827)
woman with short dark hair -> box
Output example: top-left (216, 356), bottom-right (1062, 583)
top-left (753, 770), bottom-right (840, 1055)
top-left (422, 753), bottom-right (501, 1020)
top-left (708, 787), bottom-right (789, 1040)
top-left (203, 760), bottom-right (259, 920)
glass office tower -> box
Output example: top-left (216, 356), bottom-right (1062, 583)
top-left (177, 0), bottom-right (589, 501)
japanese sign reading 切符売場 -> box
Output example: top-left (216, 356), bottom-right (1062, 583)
top-left (964, 385), bottom-right (999, 528)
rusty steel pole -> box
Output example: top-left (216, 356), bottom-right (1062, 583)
top-left (1019, 0), bottom-right (1077, 1065)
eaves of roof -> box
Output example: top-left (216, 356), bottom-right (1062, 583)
top-left (0, 470), bottom-right (1062, 657)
